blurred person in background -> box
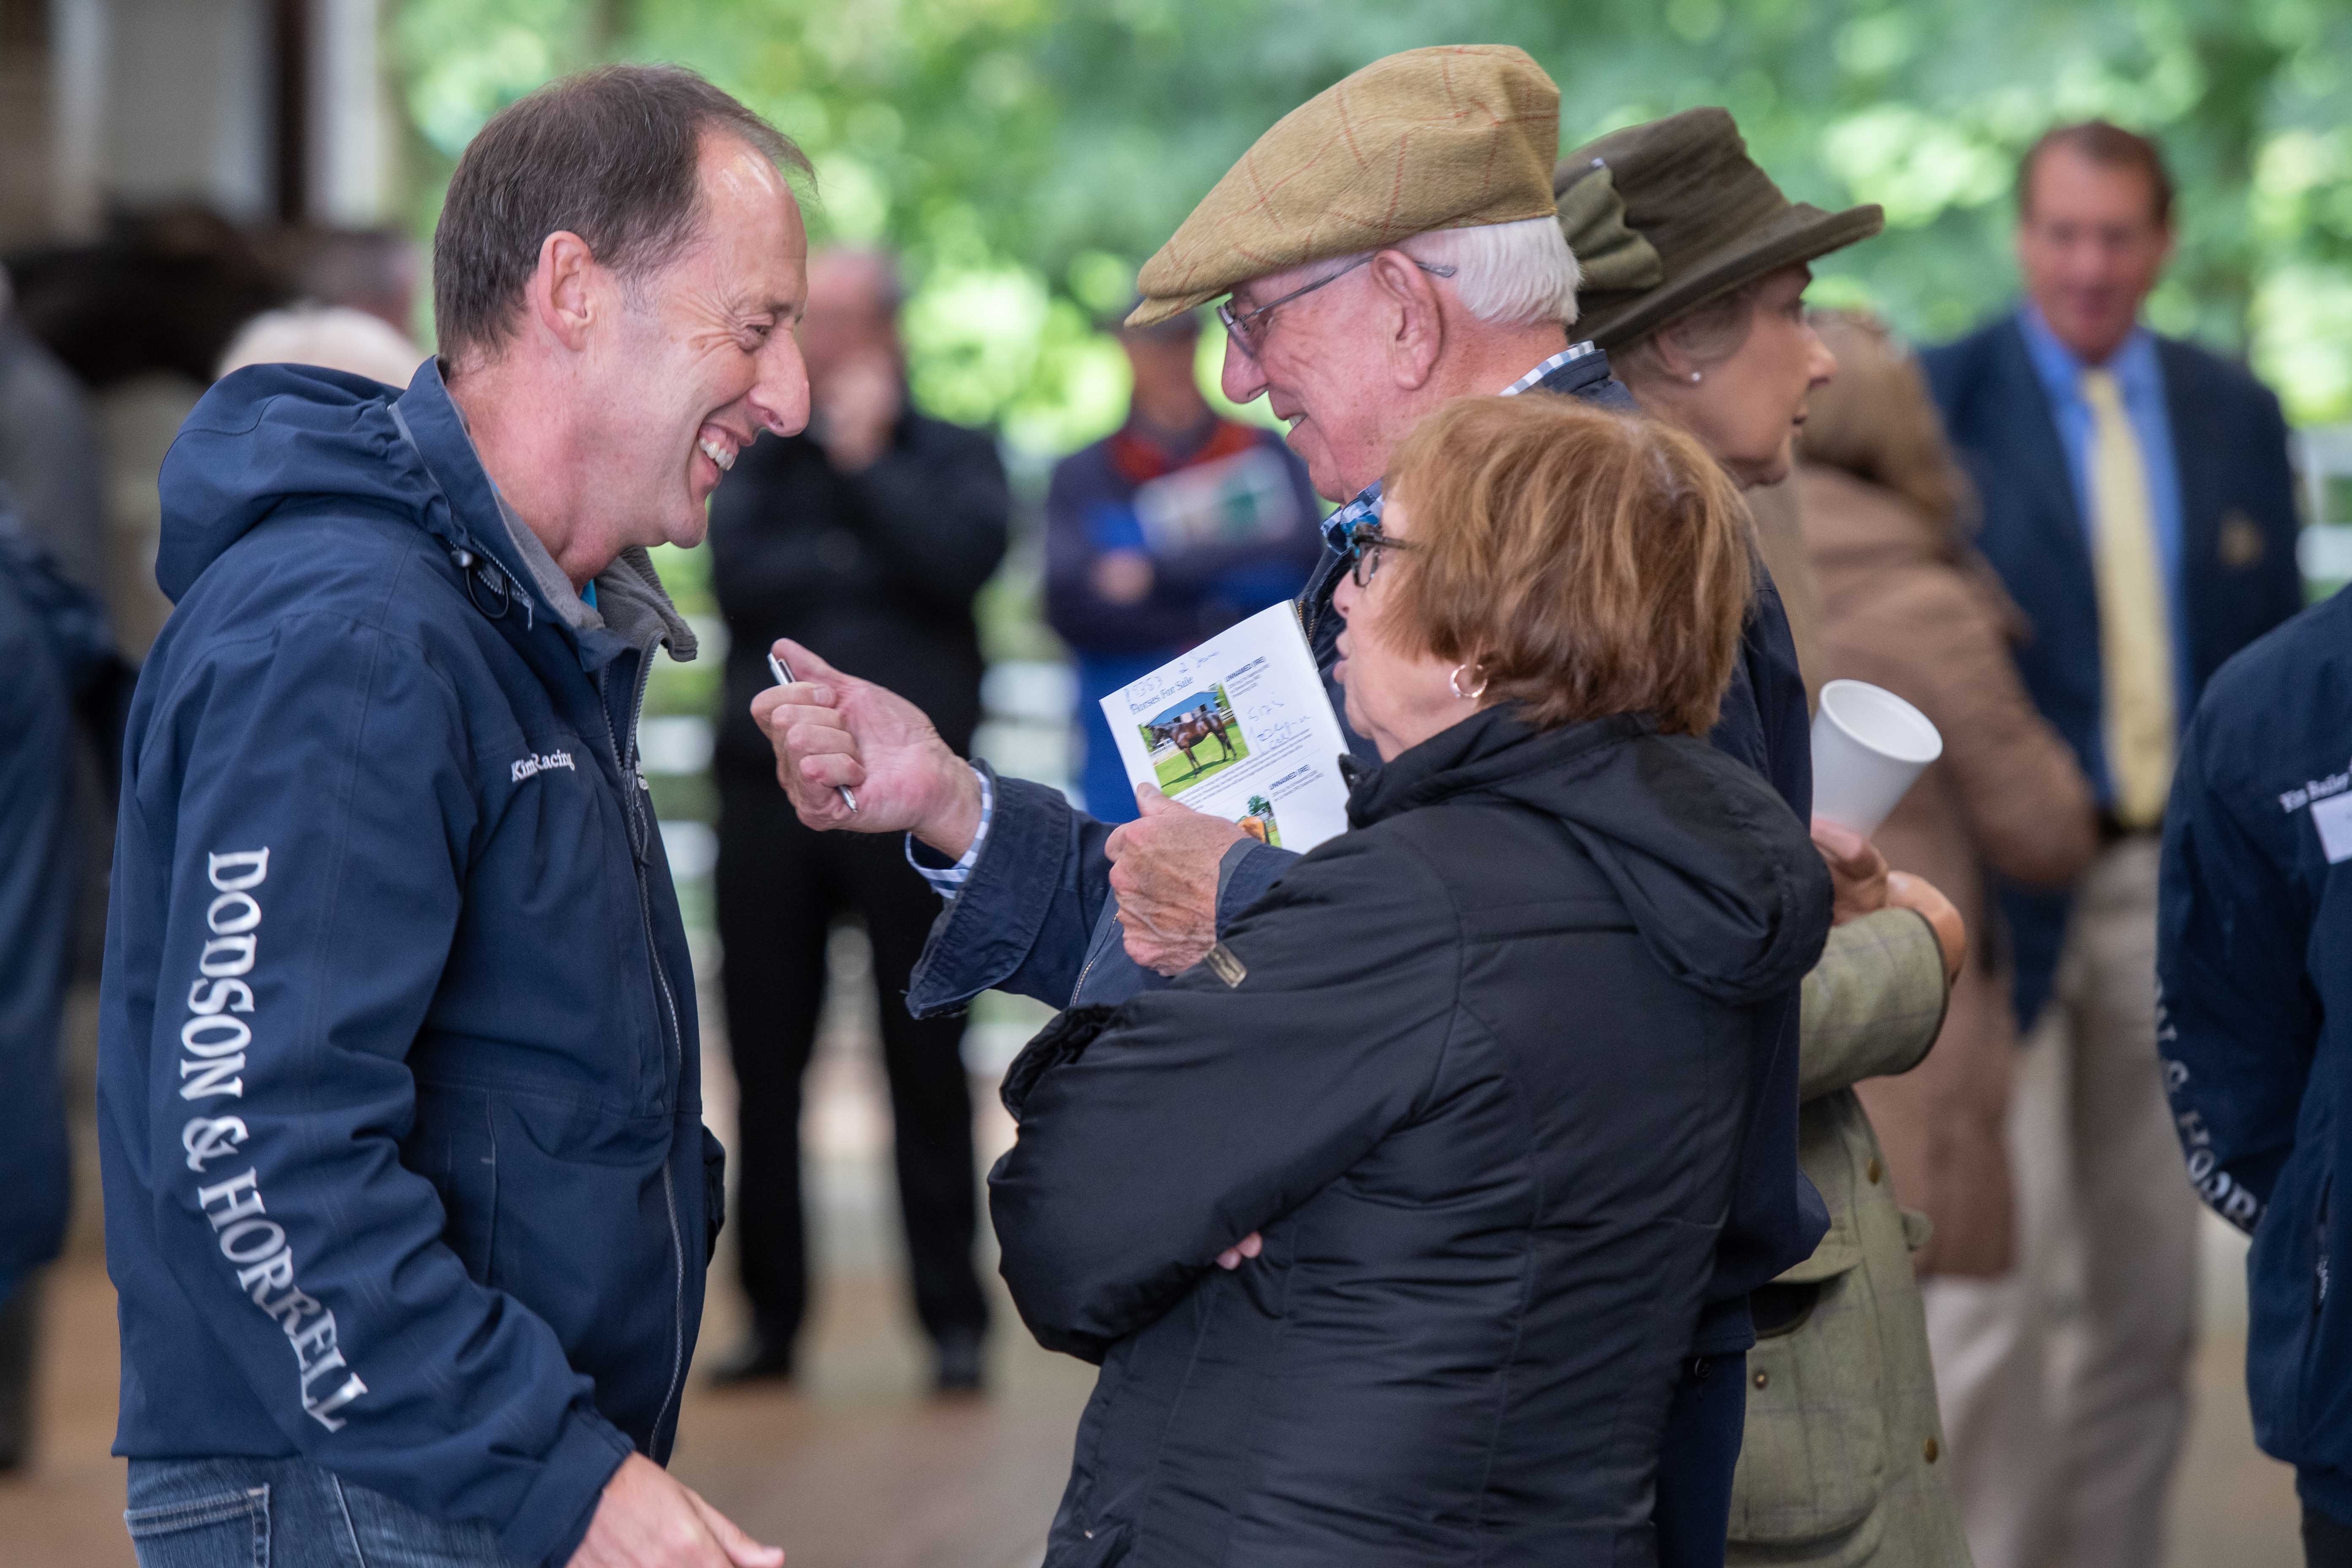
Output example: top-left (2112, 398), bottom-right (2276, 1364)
top-left (1922, 120), bottom-right (2303, 1568)
top-left (0, 262), bottom-right (123, 1057)
top-left (215, 304), bottom-right (425, 387)
top-left (0, 266), bottom-right (105, 599)
top-left (2156, 571), bottom-right (2352, 1567)
top-left (1564, 110), bottom-right (1970, 1564)
top-left (6, 207), bottom-right (293, 663)
top-left (270, 225), bottom-right (425, 340)
top-left (706, 247), bottom-right (1008, 1394)
top-left (222, 228), bottom-right (426, 387)
top-left (1797, 309), bottom-right (2101, 1565)
top-left (0, 504), bottom-right (95, 1473)
top-left (1044, 303), bottom-right (1321, 822)
top-left (3, 206), bottom-right (290, 391)
top-left (100, 66), bottom-right (804, 1568)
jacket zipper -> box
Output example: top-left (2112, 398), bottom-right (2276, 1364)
top-left (597, 656), bottom-right (690, 1451)
top-left (1072, 922), bottom-right (1111, 1003)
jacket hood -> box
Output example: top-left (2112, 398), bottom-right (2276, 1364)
top-left (157, 362), bottom-right (443, 603)
top-left (1348, 706), bottom-right (1829, 1004)
top-left (154, 359), bottom-right (695, 667)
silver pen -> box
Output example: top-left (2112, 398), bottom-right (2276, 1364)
top-left (767, 651), bottom-right (860, 814)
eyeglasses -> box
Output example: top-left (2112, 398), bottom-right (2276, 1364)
top-left (1217, 255), bottom-right (1459, 360)
top-left (1347, 521), bottom-right (1415, 588)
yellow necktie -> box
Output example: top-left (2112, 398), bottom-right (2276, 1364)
top-left (2081, 366), bottom-right (2174, 829)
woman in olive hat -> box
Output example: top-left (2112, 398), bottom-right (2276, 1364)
top-left (1557, 109), bottom-right (1974, 1568)
top-left (1558, 107), bottom-right (1880, 489)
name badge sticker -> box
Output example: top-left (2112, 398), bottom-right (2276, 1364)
top-left (2311, 790), bottom-right (2352, 864)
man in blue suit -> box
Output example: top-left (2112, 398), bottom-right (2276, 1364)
top-left (1922, 121), bottom-right (2303, 1568)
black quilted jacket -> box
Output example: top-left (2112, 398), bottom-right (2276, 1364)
top-left (991, 704), bottom-right (1831, 1567)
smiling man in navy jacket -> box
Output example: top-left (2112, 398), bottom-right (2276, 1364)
top-left (99, 68), bottom-right (809, 1568)
top-left (1921, 121), bottom-right (2302, 1568)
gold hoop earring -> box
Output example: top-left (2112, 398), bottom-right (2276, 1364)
top-left (1449, 664), bottom-right (1487, 701)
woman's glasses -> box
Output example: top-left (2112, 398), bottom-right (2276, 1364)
top-left (1347, 521), bottom-right (1415, 588)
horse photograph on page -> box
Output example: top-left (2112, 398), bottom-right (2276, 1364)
top-left (1140, 688), bottom-right (1245, 786)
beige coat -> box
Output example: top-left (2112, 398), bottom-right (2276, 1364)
top-left (1729, 910), bottom-right (1972, 1566)
top-left (1794, 316), bottom-right (2097, 1278)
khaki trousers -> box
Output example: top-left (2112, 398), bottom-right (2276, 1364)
top-left (1920, 836), bottom-right (2199, 1568)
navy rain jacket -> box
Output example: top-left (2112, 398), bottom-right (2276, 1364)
top-left (993, 706), bottom-right (1832, 1565)
top-left (98, 361), bottom-right (719, 1567)
top-left (2158, 583), bottom-right (2352, 1522)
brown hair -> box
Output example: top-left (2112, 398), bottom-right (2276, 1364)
top-left (1384, 396), bottom-right (1754, 737)
top-left (434, 65), bottom-right (810, 367)
top-left (2019, 121), bottom-right (2174, 228)
top-left (1798, 310), bottom-right (1976, 536)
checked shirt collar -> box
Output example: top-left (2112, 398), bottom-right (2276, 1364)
top-left (1318, 340), bottom-right (1601, 552)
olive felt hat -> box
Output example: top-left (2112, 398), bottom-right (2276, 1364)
top-left (1555, 107), bottom-right (1884, 353)
top-left (1129, 45), bottom-right (1563, 328)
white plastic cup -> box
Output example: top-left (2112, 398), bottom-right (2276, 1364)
top-left (1810, 679), bottom-right (1944, 837)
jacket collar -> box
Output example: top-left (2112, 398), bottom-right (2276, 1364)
top-left (1344, 705), bottom-right (1655, 828)
top-left (1319, 341), bottom-right (1622, 552)
top-left (390, 358), bottom-right (694, 671)
top-left (2015, 301), bottom-right (2161, 408)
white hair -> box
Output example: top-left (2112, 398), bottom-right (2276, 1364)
top-left (215, 305), bottom-right (425, 388)
top-left (1399, 217), bottom-right (1582, 328)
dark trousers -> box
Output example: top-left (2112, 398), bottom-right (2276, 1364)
top-left (0, 1276), bottom-right (34, 1469)
top-left (1652, 1350), bottom-right (1747, 1568)
top-left (714, 776), bottom-right (988, 1352)
top-left (2309, 1497), bottom-right (2352, 1568)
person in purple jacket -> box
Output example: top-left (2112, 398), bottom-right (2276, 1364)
top-left (1044, 305), bottom-right (1322, 822)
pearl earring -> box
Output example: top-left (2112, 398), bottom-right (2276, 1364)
top-left (1688, 370), bottom-right (1703, 384)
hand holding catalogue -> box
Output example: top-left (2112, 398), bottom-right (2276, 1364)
top-left (1106, 785), bottom-right (1245, 975)
top-left (1096, 602), bottom-right (1353, 856)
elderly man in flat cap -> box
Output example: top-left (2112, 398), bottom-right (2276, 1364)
top-left (757, 45), bottom-right (1829, 1561)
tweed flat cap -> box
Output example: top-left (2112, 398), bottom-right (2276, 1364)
top-left (1129, 46), bottom-right (1562, 328)
top-left (1556, 107), bottom-right (1883, 352)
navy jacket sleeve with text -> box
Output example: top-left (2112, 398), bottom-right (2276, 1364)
top-left (104, 611), bottom-right (630, 1564)
top-left (2157, 642), bottom-right (2327, 1233)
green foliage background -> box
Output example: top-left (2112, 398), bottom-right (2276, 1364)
top-left (389, 0), bottom-right (2352, 456)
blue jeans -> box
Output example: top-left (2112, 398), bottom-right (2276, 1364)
top-left (125, 1457), bottom-right (527, 1568)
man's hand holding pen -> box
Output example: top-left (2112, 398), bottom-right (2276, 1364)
top-left (751, 637), bottom-right (985, 857)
